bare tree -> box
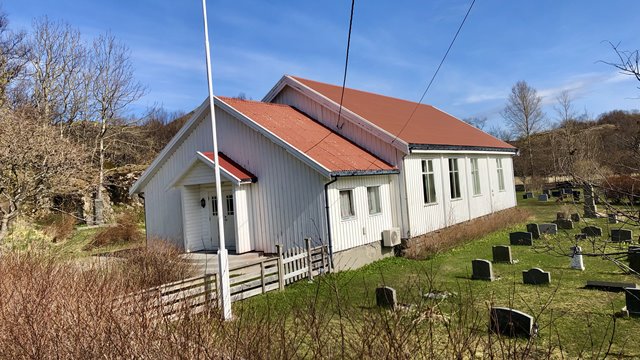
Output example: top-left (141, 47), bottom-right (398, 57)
top-left (487, 125), bottom-right (514, 142)
top-left (602, 41), bottom-right (640, 87)
top-left (462, 116), bottom-right (487, 130)
top-left (0, 107), bottom-right (86, 242)
top-left (501, 81), bottom-right (546, 189)
top-left (0, 10), bottom-right (29, 108)
top-left (29, 17), bottom-right (88, 129)
top-left (88, 32), bottom-right (145, 224)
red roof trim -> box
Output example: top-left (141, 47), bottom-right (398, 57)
top-left (200, 152), bottom-right (257, 183)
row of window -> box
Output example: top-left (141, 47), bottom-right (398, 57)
top-left (421, 158), bottom-right (506, 204)
top-left (211, 195), bottom-right (235, 216)
top-left (339, 186), bottom-right (381, 220)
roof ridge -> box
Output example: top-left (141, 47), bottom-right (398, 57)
top-left (218, 96), bottom-right (292, 108)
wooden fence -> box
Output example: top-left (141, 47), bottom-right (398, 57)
top-left (119, 239), bottom-right (330, 318)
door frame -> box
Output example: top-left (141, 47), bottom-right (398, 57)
top-left (201, 183), bottom-right (237, 252)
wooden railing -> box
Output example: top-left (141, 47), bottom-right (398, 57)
top-left (118, 240), bottom-right (330, 318)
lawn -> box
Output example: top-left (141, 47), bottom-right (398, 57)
top-left (240, 193), bottom-right (640, 358)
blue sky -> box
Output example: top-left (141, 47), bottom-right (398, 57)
top-left (4, 1), bottom-right (640, 128)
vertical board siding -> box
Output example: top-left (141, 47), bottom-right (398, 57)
top-left (272, 86), bottom-right (399, 165)
top-left (233, 185), bottom-right (252, 253)
top-left (183, 185), bottom-right (207, 252)
top-left (404, 153), bottom-right (517, 238)
top-left (328, 175), bottom-right (394, 252)
top-left (142, 104), bottom-right (328, 253)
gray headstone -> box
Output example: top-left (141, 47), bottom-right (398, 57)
top-left (625, 288), bottom-right (640, 316)
top-left (556, 219), bottom-right (574, 230)
top-left (472, 259), bottom-right (495, 281)
top-left (611, 229), bottom-right (633, 243)
top-left (538, 194), bottom-right (549, 202)
top-left (526, 223), bottom-right (540, 239)
top-left (562, 188), bottom-right (573, 195)
top-left (571, 213), bottom-right (581, 222)
top-left (551, 190), bottom-right (562, 198)
top-left (489, 307), bottom-right (535, 338)
top-left (376, 286), bottom-right (397, 309)
top-left (539, 223), bottom-right (557, 235)
top-left (522, 268), bottom-right (551, 285)
top-left (629, 247), bottom-right (640, 273)
top-left (509, 232), bottom-right (533, 246)
top-left (583, 184), bottom-right (598, 218)
top-left (492, 245), bottom-right (513, 264)
top-left (571, 246), bottom-right (585, 270)
top-left (608, 213), bottom-right (618, 224)
top-left (525, 192), bottom-right (534, 199)
top-left (582, 226), bottom-right (603, 237)
top-left (575, 233), bottom-right (587, 241)
top-left (586, 281), bottom-right (639, 292)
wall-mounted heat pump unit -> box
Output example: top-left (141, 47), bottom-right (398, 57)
top-left (382, 228), bottom-right (401, 247)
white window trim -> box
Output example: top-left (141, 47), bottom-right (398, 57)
top-left (496, 158), bottom-right (506, 192)
top-left (448, 158), bottom-right (462, 200)
top-left (366, 186), bottom-right (383, 216)
top-left (470, 158), bottom-right (482, 196)
top-left (421, 159), bottom-right (438, 205)
top-left (339, 188), bottom-right (357, 221)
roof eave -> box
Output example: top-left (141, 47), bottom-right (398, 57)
top-left (409, 143), bottom-right (518, 154)
top-left (329, 169), bottom-right (399, 177)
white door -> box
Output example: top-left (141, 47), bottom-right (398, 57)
top-left (208, 190), bottom-right (236, 251)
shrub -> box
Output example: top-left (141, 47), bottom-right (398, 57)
top-left (602, 175), bottom-right (640, 204)
top-left (42, 213), bottom-right (76, 242)
top-left (402, 208), bottom-right (531, 259)
top-left (84, 213), bottom-right (142, 250)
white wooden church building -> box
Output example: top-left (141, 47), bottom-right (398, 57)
top-left (130, 75), bottom-right (517, 269)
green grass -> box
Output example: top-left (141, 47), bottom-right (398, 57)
top-left (240, 192), bottom-right (640, 357)
top-left (49, 226), bottom-right (144, 260)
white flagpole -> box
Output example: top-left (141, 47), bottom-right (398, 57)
top-left (201, 0), bottom-right (232, 320)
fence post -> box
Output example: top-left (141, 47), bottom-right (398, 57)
top-left (276, 244), bottom-right (285, 291)
top-left (320, 245), bottom-right (326, 274)
top-left (305, 238), bottom-right (314, 281)
top-left (204, 274), bottom-right (212, 304)
top-left (260, 261), bottom-right (266, 294)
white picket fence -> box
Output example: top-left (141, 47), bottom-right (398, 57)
top-left (118, 239), bottom-right (330, 318)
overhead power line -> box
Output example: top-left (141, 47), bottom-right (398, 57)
top-left (336, 0), bottom-right (355, 130)
top-left (391, 0), bottom-right (477, 144)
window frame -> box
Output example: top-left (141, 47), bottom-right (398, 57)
top-left (448, 158), bottom-right (462, 200)
top-left (496, 158), bottom-right (506, 192)
top-left (211, 196), bottom-right (218, 216)
top-left (339, 189), bottom-right (356, 220)
top-left (367, 186), bottom-right (382, 215)
top-left (421, 159), bottom-right (437, 205)
top-left (225, 194), bottom-right (234, 216)
top-left (470, 158), bottom-right (481, 196)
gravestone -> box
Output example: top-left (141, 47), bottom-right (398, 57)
top-left (556, 219), bottom-right (574, 230)
top-left (522, 268), bottom-right (551, 285)
top-left (582, 226), bottom-right (603, 237)
top-left (575, 233), bottom-right (587, 241)
top-left (552, 190), bottom-right (562, 198)
top-left (608, 213), bottom-right (618, 224)
top-left (493, 245), bottom-right (513, 264)
top-left (586, 281), bottom-right (639, 292)
top-left (376, 286), bottom-right (397, 309)
top-left (611, 229), bottom-right (633, 243)
top-left (570, 246), bottom-right (585, 271)
top-left (629, 247), bottom-right (640, 273)
top-left (538, 194), bottom-right (549, 202)
top-left (524, 192), bottom-right (534, 199)
top-left (583, 184), bottom-right (598, 218)
top-left (539, 223), bottom-right (557, 235)
top-left (573, 190), bottom-right (581, 201)
top-left (571, 213), bottom-right (581, 222)
top-left (526, 223), bottom-right (540, 239)
top-left (472, 259), bottom-right (495, 281)
top-left (543, 189), bottom-right (551, 196)
top-left (562, 188), bottom-right (573, 195)
top-left (510, 232), bottom-right (533, 246)
top-left (489, 307), bottom-right (535, 338)
top-left (625, 288), bottom-right (640, 316)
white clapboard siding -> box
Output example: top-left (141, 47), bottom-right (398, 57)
top-left (271, 86), bottom-right (399, 165)
top-left (142, 103), bottom-right (328, 253)
top-left (327, 175), bottom-right (394, 252)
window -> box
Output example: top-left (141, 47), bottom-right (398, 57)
top-left (339, 190), bottom-right (355, 219)
top-left (211, 196), bottom-right (218, 216)
top-left (470, 158), bottom-right (481, 196)
top-left (367, 186), bottom-right (382, 214)
top-left (448, 158), bottom-right (462, 199)
top-left (421, 159), bottom-right (437, 204)
top-left (496, 158), bottom-right (505, 191)
top-left (225, 195), bottom-right (234, 215)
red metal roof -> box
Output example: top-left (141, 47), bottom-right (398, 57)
top-left (201, 152), bottom-right (257, 182)
top-left (219, 97), bottom-right (396, 174)
top-left (290, 76), bottom-right (515, 150)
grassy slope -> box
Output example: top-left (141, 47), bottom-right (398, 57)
top-left (242, 193), bottom-right (640, 357)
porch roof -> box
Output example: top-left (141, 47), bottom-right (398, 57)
top-left (198, 151), bottom-right (257, 184)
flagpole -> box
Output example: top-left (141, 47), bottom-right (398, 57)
top-left (201, 0), bottom-right (232, 320)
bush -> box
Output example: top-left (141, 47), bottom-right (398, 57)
top-left (84, 213), bottom-right (142, 250)
top-left (602, 175), bottom-right (640, 204)
top-left (402, 208), bottom-right (531, 259)
top-left (116, 240), bottom-right (193, 289)
top-left (42, 213), bottom-right (77, 242)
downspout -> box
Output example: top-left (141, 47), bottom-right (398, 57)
top-left (324, 176), bottom-right (338, 270)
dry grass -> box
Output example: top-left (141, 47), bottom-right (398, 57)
top-left (42, 213), bottom-right (77, 243)
top-left (403, 208), bottom-right (531, 259)
top-left (84, 213), bottom-right (142, 250)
